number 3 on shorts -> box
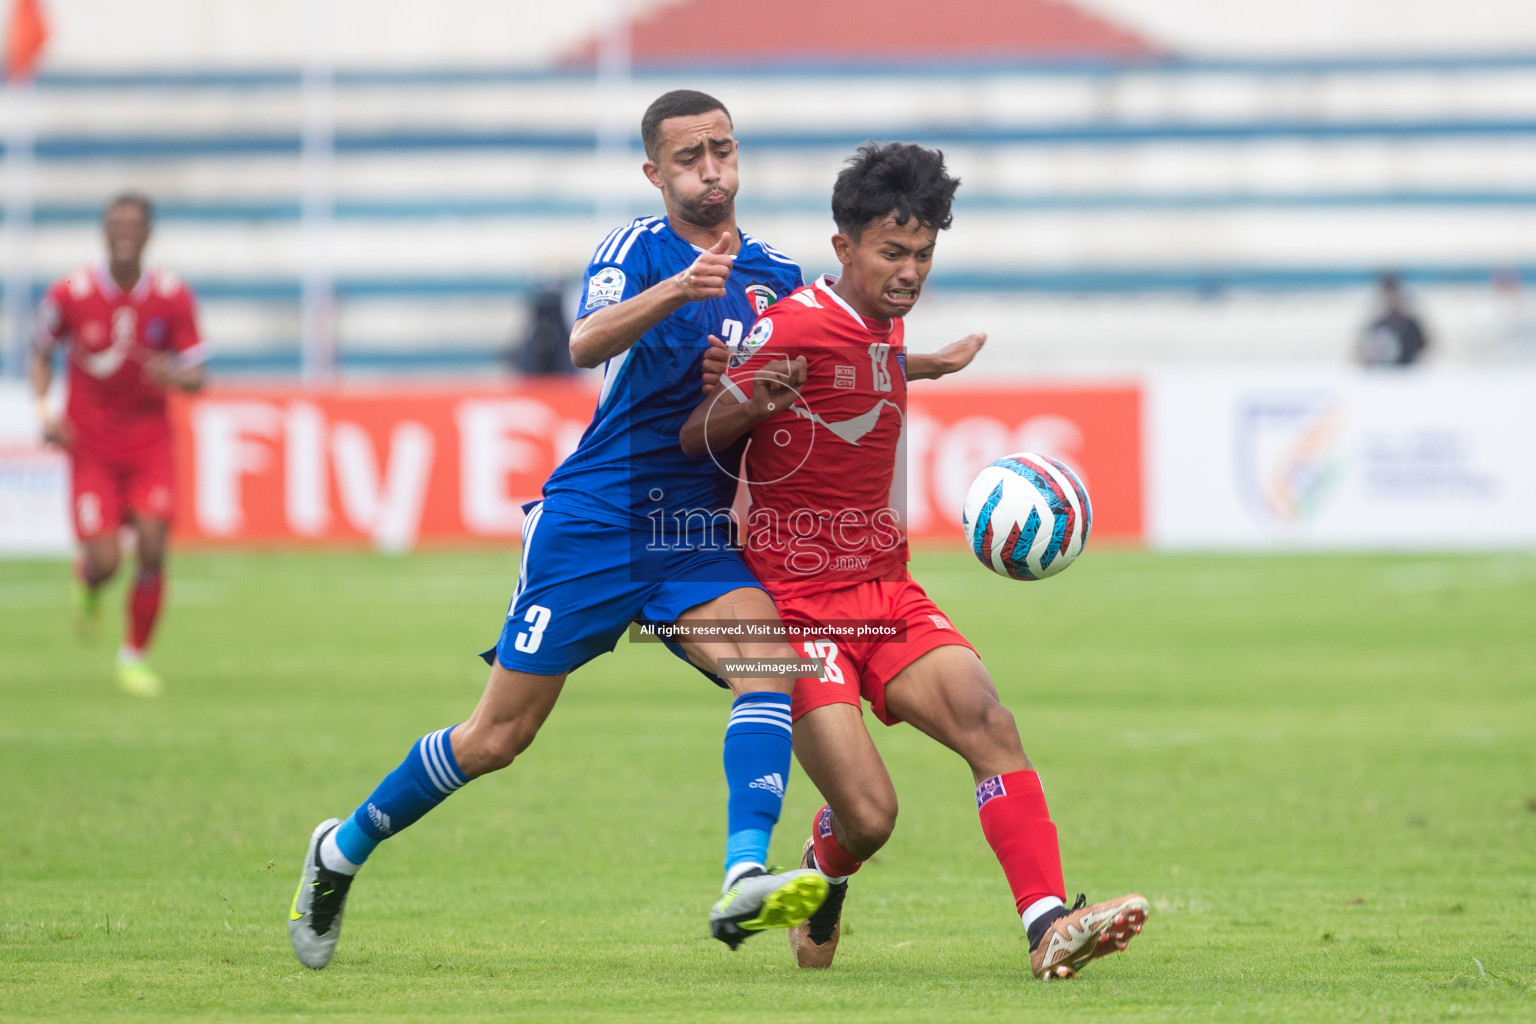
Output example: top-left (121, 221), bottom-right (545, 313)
top-left (514, 605), bottom-right (553, 654)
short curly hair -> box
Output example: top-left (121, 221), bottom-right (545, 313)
top-left (831, 142), bottom-right (959, 239)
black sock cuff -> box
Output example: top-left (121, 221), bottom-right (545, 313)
top-left (1026, 905), bottom-right (1070, 951)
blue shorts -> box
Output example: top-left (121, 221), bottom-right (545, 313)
top-left (482, 502), bottom-right (764, 678)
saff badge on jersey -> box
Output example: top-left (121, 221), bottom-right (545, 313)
top-left (729, 316), bottom-right (773, 368)
top-left (585, 267), bottom-right (626, 310)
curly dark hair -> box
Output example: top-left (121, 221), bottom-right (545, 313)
top-left (640, 90), bottom-right (732, 161)
top-left (831, 142), bottom-right (959, 238)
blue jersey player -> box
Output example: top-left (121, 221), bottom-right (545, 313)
top-left (287, 90), bottom-right (827, 968)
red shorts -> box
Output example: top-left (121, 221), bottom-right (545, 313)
top-left (69, 445), bottom-right (176, 541)
top-left (774, 575), bottom-right (977, 726)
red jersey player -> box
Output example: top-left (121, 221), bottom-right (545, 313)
top-left (29, 193), bottom-right (207, 697)
top-left (682, 143), bottom-right (1148, 980)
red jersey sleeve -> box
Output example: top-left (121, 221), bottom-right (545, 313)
top-left (162, 274), bottom-right (207, 366)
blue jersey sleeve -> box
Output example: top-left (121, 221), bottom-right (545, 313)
top-left (576, 217), bottom-right (666, 322)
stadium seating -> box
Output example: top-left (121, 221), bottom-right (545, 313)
top-left (14, 51), bottom-right (1536, 374)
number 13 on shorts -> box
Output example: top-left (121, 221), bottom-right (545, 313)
top-left (802, 640), bottom-right (844, 683)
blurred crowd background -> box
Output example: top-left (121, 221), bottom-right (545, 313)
top-left (8, 0), bottom-right (1536, 383)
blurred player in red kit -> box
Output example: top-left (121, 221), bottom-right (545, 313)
top-left (683, 143), bottom-right (1148, 979)
top-left (29, 192), bottom-right (207, 697)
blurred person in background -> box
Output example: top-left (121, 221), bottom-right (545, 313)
top-left (1357, 273), bottom-right (1429, 367)
top-left (508, 277), bottom-right (578, 375)
top-left (29, 192), bottom-right (207, 697)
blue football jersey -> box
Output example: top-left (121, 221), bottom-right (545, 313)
top-left (540, 216), bottom-right (804, 528)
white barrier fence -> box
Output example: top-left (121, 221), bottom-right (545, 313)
top-left (0, 382), bottom-right (70, 555)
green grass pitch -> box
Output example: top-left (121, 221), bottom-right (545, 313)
top-left (2, 547), bottom-right (1534, 1022)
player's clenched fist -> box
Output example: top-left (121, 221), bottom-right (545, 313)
top-left (701, 334), bottom-right (730, 393)
top-left (749, 355), bottom-right (807, 417)
top-left (673, 232), bottom-right (734, 302)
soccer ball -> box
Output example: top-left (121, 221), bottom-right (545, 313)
top-left (962, 453), bottom-right (1092, 580)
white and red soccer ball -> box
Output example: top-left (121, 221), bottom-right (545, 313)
top-left (962, 452), bottom-right (1092, 580)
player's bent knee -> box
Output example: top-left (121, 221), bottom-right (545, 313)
top-left (962, 701), bottom-right (1028, 774)
top-left (836, 793), bottom-right (897, 859)
top-left (849, 799), bottom-right (898, 851)
top-left (134, 521), bottom-right (170, 571)
top-left (85, 550), bottom-right (121, 583)
top-left (458, 720), bottom-right (540, 776)
top-left (946, 698), bottom-right (1025, 767)
top-left (981, 700), bottom-right (1020, 744)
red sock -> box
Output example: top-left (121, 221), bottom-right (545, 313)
top-left (127, 571), bottom-right (164, 653)
top-left (976, 770), bottom-right (1065, 915)
top-left (809, 805), bottom-right (863, 878)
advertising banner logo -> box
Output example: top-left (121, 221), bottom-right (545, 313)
top-left (1151, 369), bottom-right (1536, 549)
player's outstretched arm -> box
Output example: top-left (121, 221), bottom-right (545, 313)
top-left (679, 344), bottom-right (806, 457)
top-left (907, 332), bottom-right (987, 380)
top-left (28, 346), bottom-right (71, 448)
top-left (569, 233), bottom-right (736, 369)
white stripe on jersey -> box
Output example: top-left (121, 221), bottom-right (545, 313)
top-left (614, 222), bottom-right (653, 264)
top-left (814, 274), bottom-right (868, 329)
top-left (744, 234), bottom-right (800, 266)
top-left (597, 223), bottom-right (632, 263)
top-left (596, 228), bottom-right (626, 263)
top-left (591, 225), bottom-right (625, 264)
top-left (597, 347), bottom-right (632, 410)
top-left (600, 216), bottom-right (660, 264)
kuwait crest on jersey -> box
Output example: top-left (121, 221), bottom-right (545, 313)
top-left (730, 316), bottom-right (773, 368)
top-left (744, 282), bottom-right (778, 315)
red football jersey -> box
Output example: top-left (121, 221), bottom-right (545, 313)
top-left (34, 263), bottom-right (205, 458)
top-left (723, 274), bottom-right (909, 593)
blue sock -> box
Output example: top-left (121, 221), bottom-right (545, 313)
top-left (721, 691), bottom-right (793, 882)
top-left (332, 726), bottom-right (468, 867)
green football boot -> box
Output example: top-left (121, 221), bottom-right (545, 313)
top-left (115, 651), bottom-right (163, 698)
top-left (71, 576), bottom-right (101, 638)
top-left (710, 867), bottom-right (828, 950)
